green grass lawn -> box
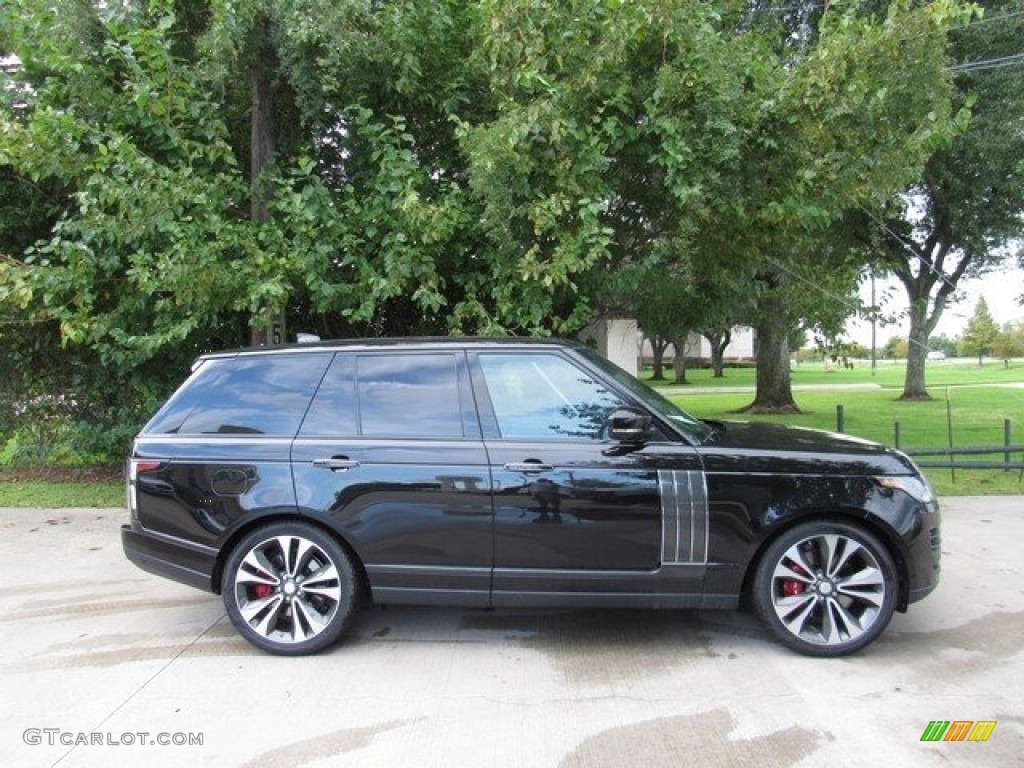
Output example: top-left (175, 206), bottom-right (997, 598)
top-left (0, 480), bottom-right (124, 508)
top-left (669, 387), bottom-right (1024, 497)
top-left (657, 358), bottom-right (1024, 497)
top-left (644, 357), bottom-right (1024, 389)
top-left (671, 386), bottom-right (1023, 449)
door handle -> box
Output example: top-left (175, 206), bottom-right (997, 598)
top-left (312, 458), bottom-right (361, 471)
top-left (503, 461), bottom-right (554, 474)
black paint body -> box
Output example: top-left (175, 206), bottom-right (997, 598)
top-left (122, 338), bottom-right (940, 614)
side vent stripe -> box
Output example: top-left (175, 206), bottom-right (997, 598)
top-left (659, 470), bottom-right (709, 565)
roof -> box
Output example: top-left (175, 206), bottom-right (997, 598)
top-left (195, 336), bottom-right (585, 363)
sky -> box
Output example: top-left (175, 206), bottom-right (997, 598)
top-left (845, 261), bottom-right (1024, 348)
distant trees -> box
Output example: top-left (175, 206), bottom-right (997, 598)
top-left (960, 298), bottom-right (1001, 364)
top-left (960, 299), bottom-right (1024, 367)
top-left (877, 309), bottom-right (1022, 365)
top-left (992, 321), bottom-right (1024, 366)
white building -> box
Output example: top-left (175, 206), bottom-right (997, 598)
top-left (583, 318), bottom-right (757, 375)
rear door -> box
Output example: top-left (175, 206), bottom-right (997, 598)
top-left (290, 350), bottom-right (493, 605)
top-left (471, 349), bottom-right (705, 604)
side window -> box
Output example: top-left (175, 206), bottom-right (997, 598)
top-left (144, 353), bottom-right (330, 436)
top-left (479, 353), bottom-right (624, 440)
top-left (356, 353), bottom-right (465, 438)
top-left (299, 354), bottom-right (357, 437)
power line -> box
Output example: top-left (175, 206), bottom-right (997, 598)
top-left (739, 5), bottom-right (1024, 75)
top-left (857, 205), bottom-right (964, 298)
top-left (765, 253), bottom-right (941, 353)
top-left (949, 53), bottom-right (1024, 73)
top-left (764, 256), bottom-right (862, 316)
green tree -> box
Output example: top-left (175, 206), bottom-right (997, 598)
top-left (0, 0), bottom-right (493, 459)
top-left (960, 297), bottom-right (1001, 363)
top-left (0, 2), bottom-right (270, 363)
top-left (630, 262), bottom-right (739, 385)
top-left (0, 0), bottom-right (991, 461)
top-left (0, 1), bottom-right (260, 458)
top-left (719, 0), bottom-right (972, 411)
top-left (214, 0), bottom-right (496, 336)
top-left (885, 336), bottom-right (910, 359)
top-left (862, 0), bottom-right (1024, 399)
top-left (459, 1), bottom-right (716, 334)
top-left (928, 333), bottom-right (960, 357)
top-left (463, 0), bottom-right (970, 411)
top-left (991, 321), bottom-right (1024, 366)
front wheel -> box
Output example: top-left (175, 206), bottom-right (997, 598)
top-left (751, 521), bottom-right (898, 657)
top-left (222, 522), bottom-right (359, 655)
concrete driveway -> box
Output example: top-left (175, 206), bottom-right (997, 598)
top-left (1, 497), bottom-right (1021, 768)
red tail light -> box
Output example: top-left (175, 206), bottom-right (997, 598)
top-left (127, 459), bottom-right (165, 517)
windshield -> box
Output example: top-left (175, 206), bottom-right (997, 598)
top-left (578, 348), bottom-right (715, 443)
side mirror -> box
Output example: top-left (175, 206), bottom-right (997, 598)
top-left (608, 407), bottom-right (652, 444)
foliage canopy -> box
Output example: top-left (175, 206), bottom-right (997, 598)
top-left (0, 0), bottom-right (1006, 459)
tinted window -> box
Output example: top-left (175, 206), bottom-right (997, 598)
top-left (479, 353), bottom-right (624, 440)
top-left (145, 354), bottom-right (329, 436)
top-left (357, 354), bottom-right (464, 438)
top-left (299, 355), bottom-right (358, 437)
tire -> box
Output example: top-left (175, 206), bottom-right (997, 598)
top-left (751, 521), bottom-right (897, 657)
top-left (222, 522), bottom-right (359, 655)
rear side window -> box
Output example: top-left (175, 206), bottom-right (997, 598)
top-left (299, 352), bottom-right (467, 438)
top-left (358, 353), bottom-right (465, 437)
top-left (299, 355), bottom-right (357, 436)
top-left (144, 354), bottom-right (330, 436)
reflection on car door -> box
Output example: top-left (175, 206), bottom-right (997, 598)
top-left (471, 351), bottom-right (706, 605)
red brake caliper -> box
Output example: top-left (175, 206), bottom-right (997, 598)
top-left (782, 561), bottom-right (808, 597)
top-left (252, 584), bottom-right (275, 599)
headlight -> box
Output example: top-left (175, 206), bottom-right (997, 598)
top-left (875, 475), bottom-right (936, 505)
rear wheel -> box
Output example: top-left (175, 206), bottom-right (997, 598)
top-left (222, 522), bottom-right (358, 655)
top-left (752, 521), bottom-right (897, 657)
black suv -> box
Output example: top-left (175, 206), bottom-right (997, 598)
top-left (122, 338), bottom-right (940, 657)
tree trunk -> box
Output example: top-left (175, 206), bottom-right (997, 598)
top-left (901, 299), bottom-right (933, 400)
top-left (249, 18), bottom-right (277, 347)
top-left (889, 233), bottom-right (966, 400)
top-left (705, 329), bottom-right (731, 378)
top-left (650, 335), bottom-right (669, 380)
top-left (743, 314), bottom-right (799, 413)
top-left (669, 334), bottom-right (690, 384)
top-left (250, 59), bottom-right (274, 222)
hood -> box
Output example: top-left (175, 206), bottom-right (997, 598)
top-left (697, 420), bottom-right (918, 477)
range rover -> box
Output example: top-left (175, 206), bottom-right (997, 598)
top-left (122, 338), bottom-right (940, 656)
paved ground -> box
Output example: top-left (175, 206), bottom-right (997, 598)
top-left (1, 498), bottom-right (1021, 768)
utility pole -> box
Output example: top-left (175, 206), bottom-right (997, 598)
top-left (870, 270), bottom-right (877, 376)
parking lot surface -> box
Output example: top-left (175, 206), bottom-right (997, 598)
top-left (1, 497), bottom-right (1021, 768)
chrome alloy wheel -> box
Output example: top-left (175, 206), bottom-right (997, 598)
top-left (234, 534), bottom-right (341, 643)
top-left (753, 522), bottom-right (897, 656)
top-left (770, 533), bottom-right (887, 647)
top-left (224, 523), bottom-right (358, 654)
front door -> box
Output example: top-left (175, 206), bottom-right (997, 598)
top-left (471, 351), bottom-right (705, 603)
